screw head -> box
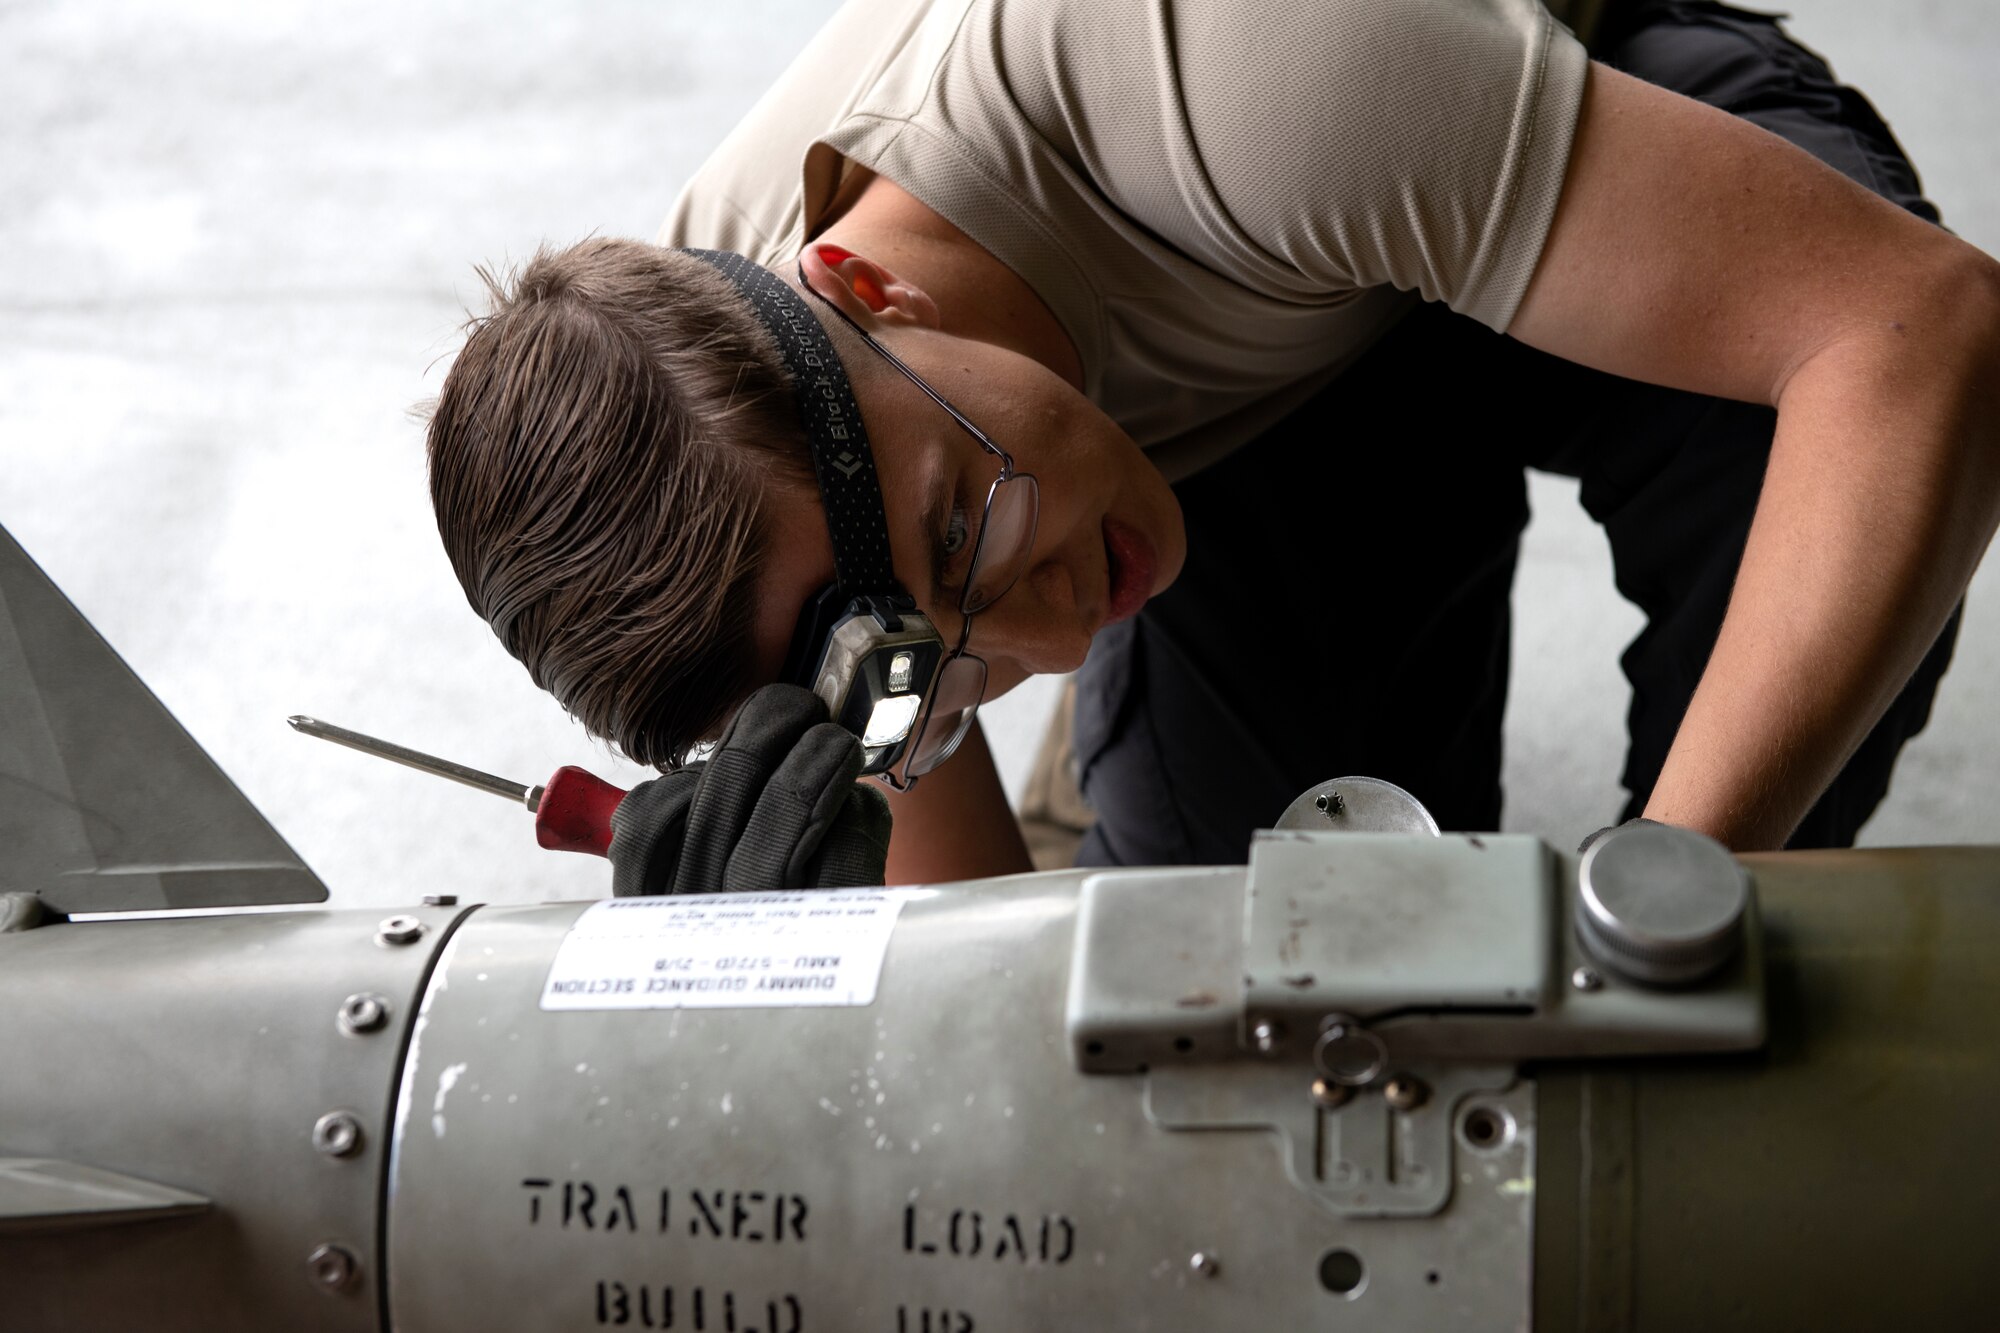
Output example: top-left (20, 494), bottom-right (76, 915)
top-left (312, 1111), bottom-right (362, 1158)
top-left (1310, 1076), bottom-right (1353, 1110)
top-left (1189, 1251), bottom-right (1221, 1279)
top-left (421, 894), bottom-right (458, 907)
top-left (337, 993), bottom-right (388, 1035)
top-left (1383, 1075), bottom-right (1429, 1111)
top-left (1250, 1020), bottom-right (1281, 1055)
top-left (307, 1242), bottom-right (359, 1292)
top-left (1315, 790), bottom-right (1346, 817)
top-left (376, 915), bottom-right (423, 946)
top-left (1571, 965), bottom-right (1605, 993)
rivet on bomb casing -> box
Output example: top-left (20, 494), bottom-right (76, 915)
top-left (313, 1111), bottom-right (362, 1158)
top-left (1315, 790), bottom-right (1346, 817)
top-left (1189, 1251), bottom-right (1222, 1279)
top-left (307, 1242), bottom-right (360, 1292)
top-left (1571, 966), bottom-right (1605, 993)
top-left (1383, 1075), bottom-right (1429, 1111)
top-left (1310, 1077), bottom-right (1353, 1110)
top-left (337, 993), bottom-right (388, 1035)
top-left (375, 915), bottom-right (423, 946)
top-left (1250, 1020), bottom-right (1282, 1055)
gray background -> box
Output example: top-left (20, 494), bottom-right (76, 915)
top-left (4, 0), bottom-right (1994, 910)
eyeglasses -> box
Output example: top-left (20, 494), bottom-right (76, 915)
top-left (798, 265), bottom-right (1040, 788)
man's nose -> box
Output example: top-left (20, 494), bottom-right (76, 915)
top-left (970, 539), bottom-right (1093, 674)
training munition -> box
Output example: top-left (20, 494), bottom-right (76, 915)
top-left (4, 832), bottom-right (1998, 1331)
top-left (2, 524), bottom-right (1995, 1330)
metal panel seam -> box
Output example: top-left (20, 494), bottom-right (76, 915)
top-left (374, 904), bottom-right (482, 1333)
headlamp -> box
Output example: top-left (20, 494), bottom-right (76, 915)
top-left (683, 248), bottom-right (949, 779)
top-left (781, 586), bottom-right (945, 774)
top-left (863, 695), bottom-right (923, 750)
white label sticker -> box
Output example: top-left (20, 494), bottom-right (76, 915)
top-left (540, 889), bottom-right (925, 1011)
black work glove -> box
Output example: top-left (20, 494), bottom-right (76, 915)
top-left (1577, 816), bottom-right (1662, 855)
top-left (608, 684), bottom-right (893, 896)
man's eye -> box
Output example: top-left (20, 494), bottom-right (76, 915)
top-left (942, 505), bottom-right (970, 559)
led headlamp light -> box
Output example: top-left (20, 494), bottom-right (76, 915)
top-left (782, 586), bottom-right (946, 773)
top-left (684, 248), bottom-right (946, 779)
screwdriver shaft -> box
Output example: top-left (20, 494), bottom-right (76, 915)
top-left (287, 715), bottom-right (541, 810)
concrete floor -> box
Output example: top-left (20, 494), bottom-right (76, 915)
top-left (4, 0), bottom-right (1996, 909)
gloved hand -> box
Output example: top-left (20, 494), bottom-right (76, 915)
top-left (608, 684), bottom-right (893, 896)
top-left (1577, 816), bottom-right (1662, 855)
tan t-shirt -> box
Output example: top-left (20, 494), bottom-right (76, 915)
top-left (661, 0), bottom-right (1589, 480)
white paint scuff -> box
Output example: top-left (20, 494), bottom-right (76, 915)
top-left (432, 1062), bottom-right (469, 1139)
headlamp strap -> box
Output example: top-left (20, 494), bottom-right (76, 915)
top-left (681, 248), bottom-right (896, 595)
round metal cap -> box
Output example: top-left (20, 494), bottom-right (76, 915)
top-left (1576, 823), bottom-right (1748, 986)
top-left (1276, 777), bottom-right (1440, 836)
top-left (1313, 1017), bottom-right (1388, 1087)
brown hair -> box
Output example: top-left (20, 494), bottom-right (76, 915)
top-left (426, 239), bottom-right (812, 768)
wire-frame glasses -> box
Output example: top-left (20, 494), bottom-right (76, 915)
top-left (797, 262), bottom-right (1040, 788)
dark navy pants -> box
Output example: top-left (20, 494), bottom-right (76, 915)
top-left (1074, 1), bottom-right (1960, 865)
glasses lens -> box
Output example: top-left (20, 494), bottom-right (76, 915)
top-left (962, 474), bottom-right (1039, 615)
top-left (904, 652), bottom-right (989, 778)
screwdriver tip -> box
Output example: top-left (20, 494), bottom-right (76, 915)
top-left (287, 715), bottom-right (315, 732)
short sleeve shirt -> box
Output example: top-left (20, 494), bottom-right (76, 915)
top-left (660, 0), bottom-right (1590, 480)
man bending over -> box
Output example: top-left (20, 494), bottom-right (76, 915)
top-left (426, 0), bottom-right (2000, 891)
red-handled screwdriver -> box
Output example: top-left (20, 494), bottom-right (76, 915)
top-left (286, 715), bottom-right (628, 856)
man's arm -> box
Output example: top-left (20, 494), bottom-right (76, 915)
top-left (1510, 63), bottom-right (2000, 849)
top-left (882, 721), bottom-right (1035, 883)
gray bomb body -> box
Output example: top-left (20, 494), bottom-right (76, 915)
top-left (3, 841), bottom-right (1996, 1331)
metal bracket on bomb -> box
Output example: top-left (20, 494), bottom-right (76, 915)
top-left (1065, 821), bottom-right (1764, 1220)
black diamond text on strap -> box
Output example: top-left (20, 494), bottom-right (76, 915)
top-left (681, 248), bottom-right (897, 595)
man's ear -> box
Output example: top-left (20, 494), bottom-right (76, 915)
top-left (797, 242), bottom-right (942, 330)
